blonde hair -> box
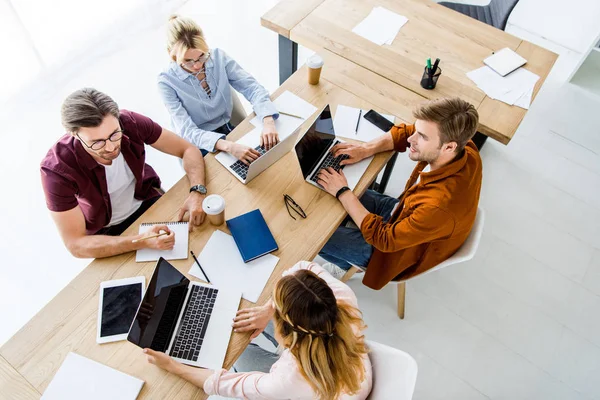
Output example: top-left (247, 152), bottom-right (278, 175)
top-left (166, 15), bottom-right (209, 63)
top-left (413, 97), bottom-right (479, 152)
top-left (273, 269), bottom-right (368, 399)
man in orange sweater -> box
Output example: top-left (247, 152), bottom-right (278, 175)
top-left (317, 97), bottom-right (482, 290)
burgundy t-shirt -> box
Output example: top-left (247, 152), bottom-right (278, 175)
top-left (40, 110), bottom-right (163, 234)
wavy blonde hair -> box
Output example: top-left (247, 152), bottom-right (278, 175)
top-left (273, 269), bottom-right (368, 399)
top-left (166, 15), bottom-right (209, 63)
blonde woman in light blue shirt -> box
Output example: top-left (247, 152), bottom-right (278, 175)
top-left (158, 15), bottom-right (279, 165)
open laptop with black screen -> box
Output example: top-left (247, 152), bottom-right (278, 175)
top-left (294, 104), bottom-right (373, 191)
top-left (127, 257), bottom-right (240, 370)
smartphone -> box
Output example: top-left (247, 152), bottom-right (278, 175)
top-left (363, 110), bottom-right (394, 132)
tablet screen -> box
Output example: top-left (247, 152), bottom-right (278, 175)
top-left (100, 283), bottom-right (142, 337)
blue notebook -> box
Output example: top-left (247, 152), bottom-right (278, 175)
top-left (226, 209), bottom-right (278, 262)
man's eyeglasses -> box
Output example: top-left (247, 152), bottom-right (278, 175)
top-left (77, 130), bottom-right (123, 151)
top-left (284, 194), bottom-right (306, 220)
top-left (182, 52), bottom-right (211, 68)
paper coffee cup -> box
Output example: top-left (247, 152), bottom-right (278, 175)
top-left (306, 54), bottom-right (324, 85)
top-left (202, 194), bottom-right (225, 226)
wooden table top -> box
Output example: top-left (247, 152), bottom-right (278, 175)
top-left (262, 0), bottom-right (558, 144)
top-left (0, 65), bottom-right (413, 399)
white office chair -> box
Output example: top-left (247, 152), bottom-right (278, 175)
top-left (366, 340), bottom-right (418, 400)
top-left (343, 208), bottom-right (485, 319)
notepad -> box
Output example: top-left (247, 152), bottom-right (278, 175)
top-left (190, 230), bottom-right (279, 303)
top-left (41, 352), bottom-right (144, 400)
top-left (135, 221), bottom-right (189, 262)
top-left (333, 105), bottom-right (395, 142)
top-left (227, 209), bottom-right (278, 262)
top-left (484, 48), bottom-right (527, 77)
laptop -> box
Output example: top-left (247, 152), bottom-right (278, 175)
top-left (127, 257), bottom-right (241, 370)
top-left (215, 126), bottom-right (301, 184)
top-left (294, 104), bottom-right (373, 191)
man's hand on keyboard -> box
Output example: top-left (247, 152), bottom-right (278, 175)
top-left (316, 167), bottom-right (349, 197)
top-left (331, 142), bottom-right (369, 166)
top-left (229, 143), bottom-right (261, 165)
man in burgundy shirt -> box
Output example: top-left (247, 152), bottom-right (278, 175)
top-left (41, 88), bottom-right (208, 258)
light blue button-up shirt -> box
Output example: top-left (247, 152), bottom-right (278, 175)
top-left (157, 48), bottom-right (279, 152)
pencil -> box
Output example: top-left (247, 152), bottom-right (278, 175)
top-left (131, 231), bottom-right (169, 243)
top-left (279, 111), bottom-right (304, 119)
top-left (190, 250), bottom-right (211, 283)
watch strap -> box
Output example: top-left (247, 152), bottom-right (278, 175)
top-left (335, 186), bottom-right (351, 199)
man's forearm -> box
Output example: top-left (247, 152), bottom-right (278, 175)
top-left (182, 147), bottom-right (206, 186)
top-left (68, 233), bottom-right (146, 258)
top-left (364, 131), bottom-right (395, 156)
top-left (338, 191), bottom-right (370, 228)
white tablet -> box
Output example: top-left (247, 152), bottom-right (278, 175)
top-left (97, 276), bottom-right (145, 344)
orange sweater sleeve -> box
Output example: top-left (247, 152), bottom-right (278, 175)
top-left (390, 123), bottom-right (415, 153)
top-left (360, 205), bottom-right (455, 253)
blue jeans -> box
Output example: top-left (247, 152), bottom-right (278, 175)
top-left (318, 190), bottom-right (399, 271)
top-left (233, 321), bottom-right (279, 373)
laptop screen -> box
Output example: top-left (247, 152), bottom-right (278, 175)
top-left (294, 105), bottom-right (336, 178)
top-left (127, 257), bottom-right (189, 351)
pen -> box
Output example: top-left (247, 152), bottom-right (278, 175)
top-left (132, 231), bottom-right (168, 243)
top-left (279, 111), bottom-right (304, 119)
top-left (355, 109), bottom-right (362, 135)
top-left (431, 58), bottom-right (440, 74)
top-left (426, 58), bottom-right (432, 74)
top-left (190, 250), bottom-right (211, 283)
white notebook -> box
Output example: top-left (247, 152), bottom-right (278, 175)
top-left (41, 352), bottom-right (144, 400)
top-left (484, 47), bottom-right (527, 76)
top-left (136, 221), bottom-right (189, 262)
top-left (189, 230), bottom-right (279, 303)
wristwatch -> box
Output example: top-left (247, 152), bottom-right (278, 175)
top-left (189, 184), bottom-right (207, 195)
top-left (335, 186), bottom-right (351, 199)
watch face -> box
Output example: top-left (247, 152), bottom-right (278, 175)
top-left (192, 185), bottom-right (207, 194)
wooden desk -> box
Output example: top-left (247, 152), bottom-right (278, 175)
top-left (262, 0), bottom-right (558, 145)
top-left (0, 66), bottom-right (414, 399)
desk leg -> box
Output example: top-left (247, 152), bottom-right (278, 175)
top-left (278, 35), bottom-right (298, 85)
top-left (473, 132), bottom-right (488, 150)
top-left (376, 152), bottom-right (399, 194)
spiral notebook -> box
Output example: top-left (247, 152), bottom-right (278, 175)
top-left (135, 221), bottom-right (189, 262)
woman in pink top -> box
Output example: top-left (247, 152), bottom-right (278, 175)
top-left (144, 261), bottom-right (372, 399)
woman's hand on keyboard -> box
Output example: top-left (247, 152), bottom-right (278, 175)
top-left (229, 142), bottom-right (261, 165)
top-left (232, 299), bottom-right (275, 339)
top-left (261, 116), bottom-right (280, 151)
top-left (331, 143), bottom-right (369, 165)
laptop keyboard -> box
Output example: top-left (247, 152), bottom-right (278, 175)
top-left (309, 141), bottom-right (350, 184)
top-left (229, 146), bottom-right (267, 180)
top-left (170, 285), bottom-right (219, 361)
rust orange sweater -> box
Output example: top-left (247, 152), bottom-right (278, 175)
top-left (360, 124), bottom-right (482, 290)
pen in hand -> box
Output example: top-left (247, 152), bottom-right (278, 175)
top-left (132, 231), bottom-right (168, 243)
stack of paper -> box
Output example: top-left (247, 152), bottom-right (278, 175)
top-left (190, 230), bottom-right (279, 303)
top-left (466, 66), bottom-right (539, 109)
top-left (352, 7), bottom-right (408, 45)
top-left (333, 105), bottom-right (394, 142)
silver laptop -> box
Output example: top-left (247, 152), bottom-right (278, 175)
top-left (127, 258), bottom-right (241, 370)
top-left (216, 126), bottom-right (301, 184)
top-left (294, 104), bottom-right (373, 191)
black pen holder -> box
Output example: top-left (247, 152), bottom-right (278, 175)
top-left (420, 66), bottom-right (441, 90)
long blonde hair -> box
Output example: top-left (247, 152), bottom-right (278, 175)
top-left (273, 269), bottom-right (368, 399)
top-left (166, 15), bottom-right (209, 63)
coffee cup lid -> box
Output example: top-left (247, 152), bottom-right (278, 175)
top-left (202, 194), bottom-right (225, 215)
top-left (306, 54), bottom-right (324, 69)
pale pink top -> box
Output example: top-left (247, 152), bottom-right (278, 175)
top-left (204, 261), bottom-right (373, 399)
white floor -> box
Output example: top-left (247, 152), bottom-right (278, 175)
top-left (1, 1), bottom-right (600, 399)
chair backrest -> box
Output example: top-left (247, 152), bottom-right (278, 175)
top-left (439, 0), bottom-right (519, 30)
top-left (366, 340), bottom-right (418, 400)
top-left (229, 87), bottom-right (247, 126)
top-left (402, 207), bottom-right (485, 282)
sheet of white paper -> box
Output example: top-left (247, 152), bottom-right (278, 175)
top-left (250, 90), bottom-right (318, 137)
top-left (352, 7), bottom-right (408, 46)
top-left (190, 230), bottom-right (279, 303)
top-left (136, 222), bottom-right (189, 262)
top-left (333, 105), bottom-right (395, 142)
top-left (42, 352), bottom-right (144, 400)
top-left (514, 87), bottom-right (533, 109)
top-left (466, 66), bottom-right (539, 107)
